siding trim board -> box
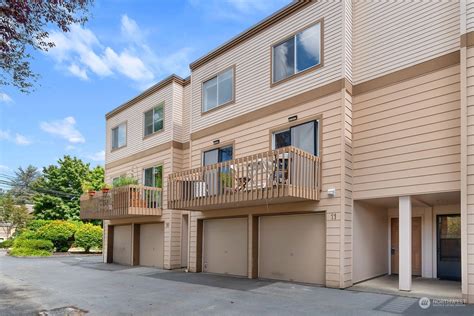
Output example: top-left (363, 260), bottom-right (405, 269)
top-left (106, 141), bottom-right (190, 169)
top-left (461, 31), bottom-right (474, 48)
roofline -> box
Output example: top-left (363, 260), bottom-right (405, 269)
top-left (189, 1), bottom-right (312, 71)
top-left (106, 74), bottom-right (190, 119)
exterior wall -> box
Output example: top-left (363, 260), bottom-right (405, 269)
top-left (190, 1), bottom-right (343, 133)
top-left (188, 90), bottom-right (349, 288)
top-left (353, 201), bottom-right (387, 283)
top-left (353, 65), bottom-right (461, 200)
top-left (352, 0), bottom-right (459, 83)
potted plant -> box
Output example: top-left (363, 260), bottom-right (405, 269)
top-left (112, 176), bottom-right (140, 207)
top-left (82, 182), bottom-right (96, 198)
top-left (101, 183), bottom-right (112, 194)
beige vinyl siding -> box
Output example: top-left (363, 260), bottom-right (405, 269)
top-left (342, 0), bottom-right (353, 83)
top-left (190, 1), bottom-right (342, 133)
top-left (468, 1), bottom-right (474, 32)
top-left (182, 84), bottom-right (191, 143)
top-left (188, 91), bottom-right (347, 288)
top-left (353, 0), bottom-right (459, 84)
top-left (172, 82), bottom-right (185, 143)
top-left (352, 65), bottom-right (461, 200)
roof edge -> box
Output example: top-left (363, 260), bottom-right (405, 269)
top-left (106, 74), bottom-right (188, 119)
top-left (189, 1), bottom-right (312, 71)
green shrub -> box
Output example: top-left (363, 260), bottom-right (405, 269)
top-left (112, 176), bottom-right (138, 187)
top-left (37, 220), bottom-right (77, 252)
top-left (26, 220), bottom-right (52, 232)
top-left (0, 239), bottom-right (14, 248)
top-left (16, 230), bottom-right (40, 240)
top-left (74, 223), bottom-right (102, 252)
top-left (9, 247), bottom-right (51, 257)
top-left (13, 239), bottom-right (54, 251)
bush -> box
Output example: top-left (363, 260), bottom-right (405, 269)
top-left (26, 220), bottom-right (52, 232)
top-left (13, 239), bottom-right (54, 251)
top-left (9, 247), bottom-right (51, 257)
top-left (74, 223), bottom-right (102, 252)
top-left (16, 230), bottom-right (40, 240)
top-left (0, 239), bottom-right (14, 248)
top-left (37, 220), bottom-right (77, 252)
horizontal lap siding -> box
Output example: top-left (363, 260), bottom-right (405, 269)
top-left (106, 85), bottom-right (174, 163)
top-left (190, 1), bottom-right (342, 133)
top-left (468, 1), bottom-right (474, 32)
top-left (353, 65), bottom-right (461, 200)
top-left (353, 0), bottom-right (459, 84)
top-left (466, 46), bottom-right (474, 296)
top-left (188, 92), bottom-right (345, 287)
top-left (172, 82), bottom-right (185, 143)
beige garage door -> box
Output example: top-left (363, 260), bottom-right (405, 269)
top-left (259, 213), bottom-right (325, 284)
top-left (139, 223), bottom-right (164, 268)
top-left (113, 225), bottom-right (132, 265)
top-left (203, 218), bottom-right (248, 276)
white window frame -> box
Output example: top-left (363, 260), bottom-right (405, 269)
top-left (202, 67), bottom-right (235, 113)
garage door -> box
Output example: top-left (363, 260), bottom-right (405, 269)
top-left (139, 223), bottom-right (164, 268)
top-left (113, 225), bottom-right (132, 265)
top-left (203, 218), bottom-right (248, 276)
top-left (259, 213), bottom-right (325, 284)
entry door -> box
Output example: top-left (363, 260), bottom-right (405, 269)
top-left (203, 146), bottom-right (233, 195)
top-left (391, 217), bottom-right (422, 276)
top-left (437, 215), bottom-right (461, 281)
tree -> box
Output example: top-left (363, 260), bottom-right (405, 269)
top-left (0, 194), bottom-right (31, 238)
top-left (10, 165), bottom-right (40, 204)
top-left (1, 0), bottom-right (93, 92)
top-left (33, 156), bottom-right (104, 221)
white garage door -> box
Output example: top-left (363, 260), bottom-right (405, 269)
top-left (203, 218), bottom-right (248, 276)
top-left (259, 213), bottom-right (325, 284)
top-left (139, 223), bottom-right (164, 268)
top-left (113, 225), bottom-right (132, 265)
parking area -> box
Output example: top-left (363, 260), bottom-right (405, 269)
top-left (0, 252), bottom-right (472, 315)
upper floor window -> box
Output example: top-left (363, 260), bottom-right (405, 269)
top-left (144, 103), bottom-right (164, 137)
top-left (112, 123), bottom-right (126, 150)
top-left (202, 67), bottom-right (234, 113)
top-left (272, 22), bottom-right (321, 84)
top-left (272, 120), bottom-right (319, 156)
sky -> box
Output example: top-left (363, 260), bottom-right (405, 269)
top-left (0, 0), bottom-right (290, 179)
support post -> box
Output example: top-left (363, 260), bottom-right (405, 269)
top-left (399, 196), bottom-right (412, 291)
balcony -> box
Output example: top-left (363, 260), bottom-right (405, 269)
top-left (80, 185), bottom-right (162, 219)
top-left (168, 146), bottom-right (320, 211)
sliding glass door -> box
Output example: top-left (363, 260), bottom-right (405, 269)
top-left (203, 146), bottom-right (233, 196)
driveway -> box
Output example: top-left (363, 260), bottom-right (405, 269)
top-left (0, 252), bottom-right (472, 316)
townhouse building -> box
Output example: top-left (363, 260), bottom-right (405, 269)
top-left (80, 0), bottom-right (474, 302)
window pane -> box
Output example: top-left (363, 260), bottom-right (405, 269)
top-left (274, 130), bottom-right (291, 149)
top-left (203, 149), bottom-right (219, 166)
top-left (118, 124), bottom-right (126, 147)
top-left (153, 105), bottom-right (164, 132)
top-left (273, 37), bottom-right (295, 82)
top-left (203, 77), bottom-right (218, 111)
top-left (144, 110), bottom-right (153, 136)
top-left (291, 121), bottom-right (315, 155)
top-left (154, 165), bottom-right (163, 188)
top-left (112, 127), bottom-right (118, 149)
top-left (144, 168), bottom-right (153, 187)
top-left (219, 146), bottom-right (233, 162)
top-left (218, 69), bottom-right (233, 105)
top-left (296, 23), bottom-right (320, 72)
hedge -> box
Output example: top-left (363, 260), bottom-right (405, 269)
top-left (74, 223), bottom-right (102, 252)
top-left (9, 247), bottom-right (51, 257)
top-left (13, 239), bottom-right (54, 251)
top-left (36, 220), bottom-right (77, 252)
top-left (0, 239), bottom-right (13, 248)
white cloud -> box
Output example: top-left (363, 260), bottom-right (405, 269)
top-left (40, 116), bottom-right (85, 144)
top-left (87, 150), bottom-right (105, 162)
top-left (188, 0), bottom-right (290, 20)
top-left (0, 92), bottom-right (13, 103)
top-left (0, 165), bottom-right (11, 172)
top-left (47, 16), bottom-right (192, 86)
top-left (67, 64), bottom-right (88, 80)
top-left (0, 130), bottom-right (32, 146)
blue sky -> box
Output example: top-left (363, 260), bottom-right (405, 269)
top-left (0, 0), bottom-right (290, 178)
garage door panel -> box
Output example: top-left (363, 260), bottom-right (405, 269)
top-left (259, 213), bottom-right (325, 284)
top-left (139, 223), bottom-right (164, 268)
top-left (113, 225), bottom-right (132, 265)
top-left (203, 218), bottom-right (248, 276)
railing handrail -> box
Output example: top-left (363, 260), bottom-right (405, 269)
top-left (168, 146), bottom-right (319, 179)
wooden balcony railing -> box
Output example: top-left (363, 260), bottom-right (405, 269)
top-left (80, 185), bottom-right (162, 219)
top-left (168, 146), bottom-right (320, 211)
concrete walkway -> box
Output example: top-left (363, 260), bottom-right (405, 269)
top-left (0, 253), bottom-right (472, 315)
top-left (350, 275), bottom-right (462, 299)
